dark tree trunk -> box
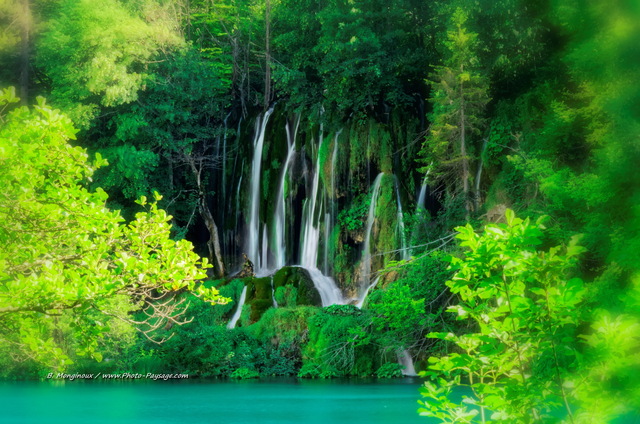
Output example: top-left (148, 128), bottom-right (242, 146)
top-left (187, 156), bottom-right (225, 277)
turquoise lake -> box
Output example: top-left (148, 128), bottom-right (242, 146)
top-left (0, 378), bottom-right (432, 424)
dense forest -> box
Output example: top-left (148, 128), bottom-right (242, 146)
top-left (1, 0), bottom-right (639, 422)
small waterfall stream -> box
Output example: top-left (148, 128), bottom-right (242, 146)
top-left (416, 166), bottom-right (431, 212)
top-left (360, 173), bottom-right (384, 298)
top-left (246, 107), bottom-right (274, 273)
top-left (395, 178), bottom-right (409, 261)
top-left (273, 116), bottom-right (299, 269)
top-left (227, 286), bottom-right (248, 329)
top-left (356, 276), bottom-right (380, 309)
top-left (397, 349), bottom-right (417, 376)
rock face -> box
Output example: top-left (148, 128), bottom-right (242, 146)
top-left (236, 253), bottom-right (255, 278)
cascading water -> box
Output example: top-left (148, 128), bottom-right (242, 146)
top-left (298, 128), bottom-right (344, 307)
top-left (417, 177), bottom-right (428, 211)
top-left (355, 276), bottom-right (380, 309)
top-left (416, 165), bottom-right (432, 212)
top-left (360, 173), bottom-right (384, 298)
top-left (227, 286), bottom-right (247, 329)
top-left (299, 135), bottom-right (323, 268)
top-left (273, 116), bottom-right (299, 269)
top-left (323, 131), bottom-right (341, 275)
top-left (259, 224), bottom-right (269, 276)
top-left (323, 211), bottom-right (331, 274)
top-left (397, 349), bottom-right (417, 376)
top-left (271, 276), bottom-right (278, 308)
top-left (246, 107), bottom-right (274, 273)
top-left (395, 179), bottom-right (409, 261)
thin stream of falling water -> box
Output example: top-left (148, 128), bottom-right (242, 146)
top-left (397, 348), bottom-right (417, 376)
top-left (274, 116), bottom-right (299, 269)
top-left (227, 286), bottom-right (247, 329)
top-left (246, 107), bottom-right (274, 272)
top-left (356, 276), bottom-right (380, 309)
top-left (360, 173), bottom-right (384, 298)
top-left (395, 178), bottom-right (409, 260)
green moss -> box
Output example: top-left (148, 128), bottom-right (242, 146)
top-left (337, 193), bottom-right (369, 231)
top-left (318, 131), bottom-right (332, 190)
top-left (250, 276), bottom-right (272, 301)
top-left (251, 306), bottom-right (319, 347)
top-left (274, 285), bottom-right (297, 307)
top-left (272, 267), bottom-right (322, 306)
top-left (249, 299), bottom-right (273, 323)
top-left (375, 175), bottom-right (399, 265)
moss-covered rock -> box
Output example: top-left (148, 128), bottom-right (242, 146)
top-left (272, 266), bottom-right (322, 306)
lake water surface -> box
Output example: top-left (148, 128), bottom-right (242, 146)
top-left (0, 378), bottom-right (431, 424)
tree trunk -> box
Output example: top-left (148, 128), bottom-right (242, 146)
top-left (187, 157), bottom-right (225, 277)
top-left (199, 196), bottom-right (225, 277)
top-left (474, 138), bottom-right (488, 211)
top-left (459, 75), bottom-right (471, 221)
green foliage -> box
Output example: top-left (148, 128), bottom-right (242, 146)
top-left (38, 0), bottom-right (183, 127)
top-left (420, 210), bottom-right (586, 422)
top-left (375, 362), bottom-right (404, 379)
top-left (272, 0), bottom-right (434, 115)
top-left (274, 285), bottom-right (298, 308)
top-left (0, 90), bottom-right (226, 372)
top-left (301, 304), bottom-right (377, 378)
top-left (230, 367), bottom-right (260, 379)
top-left (566, 275), bottom-right (640, 422)
top-left (338, 193), bottom-right (370, 231)
top-left (421, 7), bottom-right (490, 216)
top-left (368, 252), bottom-right (452, 359)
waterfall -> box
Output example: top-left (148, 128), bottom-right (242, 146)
top-left (417, 175), bottom-right (428, 211)
top-left (233, 172), bottom-right (243, 272)
top-left (304, 267), bottom-right (344, 307)
top-left (395, 179), bottom-right (409, 260)
top-left (299, 133), bottom-right (323, 268)
top-left (298, 128), bottom-right (344, 307)
top-left (355, 276), bottom-right (380, 309)
top-left (323, 211), bottom-right (330, 274)
top-left (397, 348), bottom-right (417, 376)
top-left (271, 276), bottom-right (278, 308)
top-left (323, 131), bottom-right (341, 275)
top-left (360, 173), bottom-right (384, 296)
top-left (258, 224), bottom-right (269, 276)
top-left (416, 165), bottom-right (432, 212)
top-left (227, 286), bottom-right (247, 329)
top-left (273, 116), bottom-right (299, 268)
top-left (246, 107), bottom-right (274, 272)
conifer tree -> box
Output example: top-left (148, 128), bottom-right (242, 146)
top-left (421, 8), bottom-right (489, 220)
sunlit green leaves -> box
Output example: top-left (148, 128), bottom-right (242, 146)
top-left (421, 209), bottom-right (586, 422)
top-left (0, 95), bottom-right (226, 371)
